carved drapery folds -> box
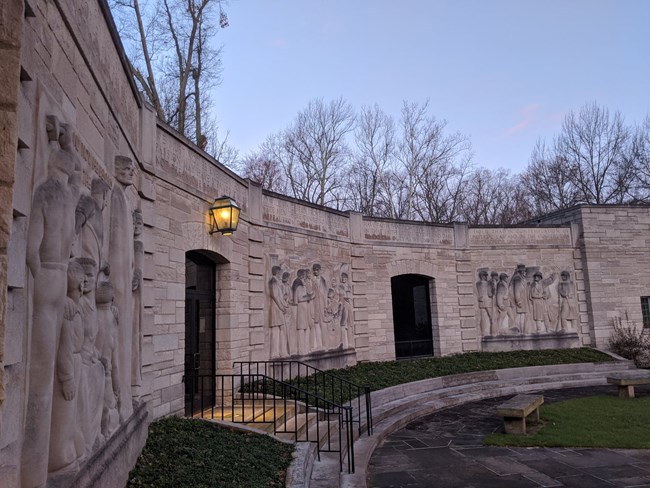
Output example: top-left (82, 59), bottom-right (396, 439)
top-left (267, 258), bottom-right (355, 358)
top-left (475, 264), bottom-right (578, 337)
top-left (20, 117), bottom-right (144, 486)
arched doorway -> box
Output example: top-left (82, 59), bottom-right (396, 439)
top-left (184, 251), bottom-right (218, 416)
top-left (391, 274), bottom-right (435, 359)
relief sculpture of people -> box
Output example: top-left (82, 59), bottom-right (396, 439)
top-left (475, 264), bottom-right (576, 338)
top-left (21, 117), bottom-right (144, 485)
top-left (267, 260), bottom-right (355, 358)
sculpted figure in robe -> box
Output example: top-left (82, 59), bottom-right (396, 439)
top-left (77, 257), bottom-right (105, 457)
top-left (476, 270), bottom-right (493, 336)
top-left (76, 177), bottom-right (110, 271)
top-left (48, 260), bottom-right (85, 474)
top-left (95, 281), bottom-right (121, 439)
top-left (339, 272), bottom-right (353, 349)
top-left (495, 273), bottom-right (513, 332)
top-left (22, 121), bottom-right (81, 487)
top-left (269, 266), bottom-right (289, 358)
top-left (311, 263), bottom-right (328, 349)
top-left (305, 268), bottom-right (322, 351)
top-left (511, 264), bottom-right (529, 333)
top-left (292, 269), bottom-right (313, 356)
top-left (558, 271), bottom-right (577, 331)
top-left (132, 208), bottom-right (144, 395)
top-left (109, 155), bottom-right (136, 421)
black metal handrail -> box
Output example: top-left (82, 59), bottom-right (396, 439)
top-left (233, 360), bottom-right (373, 437)
top-left (186, 373), bottom-right (355, 473)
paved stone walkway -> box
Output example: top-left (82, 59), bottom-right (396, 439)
top-left (368, 385), bottom-right (650, 487)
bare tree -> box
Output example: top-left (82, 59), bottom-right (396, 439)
top-left (631, 116), bottom-right (650, 202)
top-left (110, 0), bottom-right (229, 149)
top-left (397, 100), bottom-right (472, 221)
top-left (555, 103), bottom-right (636, 205)
top-left (348, 105), bottom-right (399, 217)
top-left (521, 140), bottom-right (580, 216)
top-left (266, 98), bottom-right (355, 207)
top-left (239, 148), bottom-right (287, 194)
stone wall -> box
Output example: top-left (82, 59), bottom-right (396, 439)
top-left (2, 0), bottom-right (649, 486)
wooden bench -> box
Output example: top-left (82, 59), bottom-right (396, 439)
top-left (496, 394), bottom-right (544, 435)
top-left (607, 372), bottom-right (650, 399)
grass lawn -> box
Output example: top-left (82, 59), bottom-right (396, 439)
top-left (127, 417), bottom-right (294, 488)
top-left (289, 348), bottom-right (615, 403)
top-left (485, 395), bottom-right (650, 449)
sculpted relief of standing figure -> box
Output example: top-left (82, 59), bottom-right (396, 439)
top-left (511, 264), bottom-right (529, 333)
top-left (311, 264), bottom-right (328, 348)
top-left (48, 260), bottom-right (85, 474)
top-left (109, 155), bottom-right (136, 422)
top-left (558, 270), bottom-right (577, 331)
top-left (269, 266), bottom-right (289, 358)
top-left (475, 270), bottom-right (493, 336)
top-left (292, 269), bottom-right (313, 356)
top-left (495, 273), bottom-right (513, 333)
top-left (22, 120), bottom-right (81, 487)
top-left (132, 208), bottom-right (144, 396)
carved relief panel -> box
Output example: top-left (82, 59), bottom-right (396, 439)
top-left (474, 264), bottom-right (578, 337)
top-left (266, 256), bottom-right (354, 359)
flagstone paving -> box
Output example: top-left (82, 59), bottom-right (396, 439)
top-left (368, 385), bottom-right (650, 488)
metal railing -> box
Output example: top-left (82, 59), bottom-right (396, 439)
top-left (186, 373), bottom-right (355, 473)
top-left (233, 360), bottom-right (373, 437)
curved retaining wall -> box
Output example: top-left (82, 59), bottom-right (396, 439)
top-left (286, 359), bottom-right (636, 488)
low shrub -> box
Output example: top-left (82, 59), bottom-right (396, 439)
top-left (608, 316), bottom-right (650, 367)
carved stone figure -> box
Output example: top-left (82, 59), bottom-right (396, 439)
top-left (77, 257), bottom-right (105, 456)
top-left (495, 273), bottom-right (513, 333)
top-left (558, 270), bottom-right (577, 331)
top-left (22, 121), bottom-right (81, 487)
top-left (339, 272), bottom-right (353, 349)
top-left (269, 266), bottom-right (289, 358)
top-left (48, 260), bottom-right (85, 474)
top-left (109, 155), bottom-right (135, 421)
top-left (489, 271), bottom-right (499, 324)
top-left (511, 264), bottom-right (529, 332)
top-left (76, 177), bottom-right (110, 271)
top-left (476, 270), bottom-right (493, 336)
top-left (132, 208), bottom-right (144, 395)
top-left (95, 281), bottom-right (121, 439)
top-left (292, 269), bottom-right (313, 355)
top-left (529, 272), bottom-right (548, 332)
top-left (311, 263), bottom-right (328, 348)
top-left (305, 268), bottom-right (322, 351)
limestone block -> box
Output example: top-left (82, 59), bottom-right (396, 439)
top-left (6, 216), bottom-right (26, 288)
top-left (249, 295), bottom-right (264, 310)
top-left (248, 260), bottom-right (264, 276)
top-left (12, 150), bottom-right (31, 217)
top-left (457, 285), bottom-right (474, 295)
top-left (456, 274), bottom-right (474, 284)
top-left (459, 307), bottom-right (475, 317)
top-left (0, 364), bottom-right (24, 450)
top-left (249, 312), bottom-right (264, 328)
top-left (248, 241), bottom-right (264, 259)
top-left (248, 227), bottom-right (263, 243)
top-left (456, 262), bottom-right (472, 273)
top-left (462, 342), bottom-right (478, 352)
top-left (143, 253), bottom-right (155, 280)
top-left (458, 294), bottom-right (475, 307)
top-left (153, 334), bottom-right (179, 353)
top-left (461, 329), bottom-right (477, 340)
top-left (142, 309), bottom-right (155, 336)
top-left (167, 282), bottom-right (184, 300)
top-left (354, 309), bottom-right (369, 321)
top-left (138, 174), bottom-right (156, 201)
top-left (4, 288), bottom-right (24, 365)
top-left (249, 330), bottom-right (265, 346)
top-left (353, 296), bottom-right (368, 308)
top-left (248, 278), bottom-right (264, 293)
top-left (351, 257), bottom-right (365, 270)
top-left (461, 318), bottom-right (476, 329)
top-left (352, 271), bottom-right (366, 282)
top-left (140, 199), bottom-right (156, 228)
top-left (247, 182), bottom-right (262, 224)
top-left (142, 283), bottom-right (155, 308)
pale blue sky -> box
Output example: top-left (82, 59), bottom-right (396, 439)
top-left (213, 0), bottom-right (649, 173)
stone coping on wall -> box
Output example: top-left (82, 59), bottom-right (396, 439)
top-left (292, 358), bottom-right (636, 488)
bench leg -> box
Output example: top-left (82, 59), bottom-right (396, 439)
top-left (526, 407), bottom-right (540, 423)
top-left (503, 417), bottom-right (526, 435)
top-left (618, 385), bottom-right (635, 399)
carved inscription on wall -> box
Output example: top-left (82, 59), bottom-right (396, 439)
top-left (262, 196), bottom-right (350, 237)
top-left (474, 264), bottom-right (578, 338)
top-left (469, 227), bottom-right (572, 247)
top-left (266, 257), bottom-right (354, 359)
top-left (364, 219), bottom-right (454, 245)
top-left (156, 130), bottom-right (247, 205)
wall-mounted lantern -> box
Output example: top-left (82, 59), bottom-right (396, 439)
top-left (208, 196), bottom-right (241, 235)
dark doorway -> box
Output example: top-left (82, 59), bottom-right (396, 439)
top-left (184, 251), bottom-right (216, 416)
top-left (391, 274), bottom-right (434, 359)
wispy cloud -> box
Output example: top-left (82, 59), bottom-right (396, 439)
top-left (504, 103), bottom-right (542, 137)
